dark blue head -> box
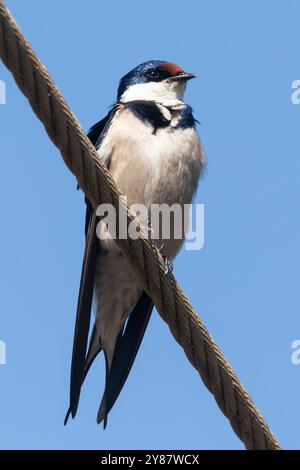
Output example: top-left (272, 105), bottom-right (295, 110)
top-left (117, 60), bottom-right (195, 101)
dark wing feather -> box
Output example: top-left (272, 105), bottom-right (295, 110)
top-left (88, 107), bottom-right (118, 150)
top-left (68, 210), bottom-right (98, 420)
top-left (65, 112), bottom-right (115, 423)
top-left (66, 104), bottom-right (154, 427)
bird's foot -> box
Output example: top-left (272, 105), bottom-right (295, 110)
top-left (163, 257), bottom-right (173, 276)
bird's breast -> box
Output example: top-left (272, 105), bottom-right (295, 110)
top-left (97, 105), bottom-right (204, 257)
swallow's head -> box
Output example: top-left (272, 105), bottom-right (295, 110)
top-left (117, 60), bottom-right (196, 103)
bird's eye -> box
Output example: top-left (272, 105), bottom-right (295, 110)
top-left (146, 70), bottom-right (160, 79)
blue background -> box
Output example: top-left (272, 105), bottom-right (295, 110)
top-left (0, 0), bottom-right (299, 450)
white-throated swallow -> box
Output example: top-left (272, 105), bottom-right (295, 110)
top-left (65, 60), bottom-right (205, 427)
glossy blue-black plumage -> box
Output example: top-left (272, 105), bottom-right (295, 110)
top-left (124, 100), bottom-right (196, 132)
top-left (117, 60), bottom-right (169, 100)
top-left (124, 100), bottom-right (170, 133)
top-left (177, 105), bottom-right (197, 129)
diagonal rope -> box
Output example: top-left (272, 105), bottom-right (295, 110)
top-left (0, 1), bottom-right (281, 450)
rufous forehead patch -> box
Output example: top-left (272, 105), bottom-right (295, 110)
top-left (159, 62), bottom-right (185, 76)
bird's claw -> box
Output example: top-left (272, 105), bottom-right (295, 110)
top-left (163, 257), bottom-right (173, 276)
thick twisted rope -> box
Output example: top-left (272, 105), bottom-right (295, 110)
top-left (0, 2), bottom-right (281, 450)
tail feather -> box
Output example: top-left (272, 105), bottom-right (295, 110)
top-left (97, 292), bottom-right (153, 426)
top-left (64, 326), bottom-right (102, 426)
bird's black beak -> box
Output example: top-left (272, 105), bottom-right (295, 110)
top-left (169, 72), bottom-right (196, 82)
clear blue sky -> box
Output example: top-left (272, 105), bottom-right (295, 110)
top-left (0, 0), bottom-right (299, 450)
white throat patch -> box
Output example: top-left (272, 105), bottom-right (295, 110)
top-left (120, 79), bottom-right (187, 109)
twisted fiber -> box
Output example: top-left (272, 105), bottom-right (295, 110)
top-left (0, 2), bottom-right (281, 449)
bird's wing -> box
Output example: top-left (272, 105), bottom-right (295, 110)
top-left (65, 111), bottom-right (115, 423)
top-left (65, 206), bottom-right (98, 423)
top-left (66, 106), bottom-right (154, 426)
